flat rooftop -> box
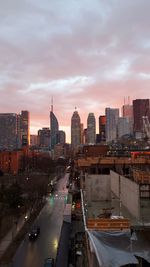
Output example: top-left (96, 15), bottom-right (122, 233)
top-left (83, 192), bottom-right (140, 226)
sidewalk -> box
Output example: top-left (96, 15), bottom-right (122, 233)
top-left (0, 211), bottom-right (30, 259)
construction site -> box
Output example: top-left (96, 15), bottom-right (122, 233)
top-left (74, 150), bottom-right (150, 267)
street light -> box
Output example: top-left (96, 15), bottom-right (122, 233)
top-left (25, 215), bottom-right (28, 221)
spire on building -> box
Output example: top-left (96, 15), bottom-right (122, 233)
top-left (51, 97), bottom-right (53, 113)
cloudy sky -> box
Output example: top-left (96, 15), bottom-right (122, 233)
top-left (0, 0), bottom-right (150, 142)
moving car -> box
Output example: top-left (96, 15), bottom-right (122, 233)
top-left (44, 258), bottom-right (54, 267)
top-left (28, 225), bottom-right (40, 240)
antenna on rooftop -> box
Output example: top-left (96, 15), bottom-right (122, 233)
top-left (51, 97), bottom-right (53, 112)
top-left (128, 96), bottom-right (130, 105)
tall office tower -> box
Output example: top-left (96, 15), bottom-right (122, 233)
top-left (105, 108), bottom-right (119, 142)
top-left (133, 99), bottom-right (150, 138)
top-left (87, 113), bottom-right (96, 144)
top-left (99, 115), bottom-right (106, 142)
top-left (50, 101), bottom-right (59, 150)
top-left (71, 110), bottom-right (81, 147)
top-left (20, 111), bottom-right (30, 146)
top-left (17, 114), bottom-right (21, 148)
top-left (0, 113), bottom-right (18, 150)
top-left (118, 117), bottom-right (131, 138)
top-left (122, 104), bottom-right (133, 119)
top-left (30, 135), bottom-right (38, 147)
top-left (57, 130), bottom-right (66, 144)
top-left (38, 128), bottom-right (50, 148)
top-left (80, 123), bottom-right (84, 144)
top-left (83, 128), bottom-right (87, 144)
top-left (122, 103), bottom-right (133, 135)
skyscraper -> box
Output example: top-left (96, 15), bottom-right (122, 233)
top-left (0, 113), bottom-right (18, 150)
top-left (87, 113), bottom-right (96, 144)
top-left (122, 104), bottom-right (133, 119)
top-left (50, 101), bottom-right (59, 150)
top-left (99, 115), bottom-right (106, 142)
top-left (133, 99), bottom-right (150, 137)
top-left (57, 130), bottom-right (66, 144)
top-left (118, 117), bottom-right (131, 138)
top-left (80, 123), bottom-right (84, 144)
top-left (122, 103), bottom-right (133, 135)
top-left (20, 110), bottom-right (30, 146)
top-left (71, 110), bottom-right (81, 147)
top-left (38, 128), bottom-right (50, 149)
top-left (105, 108), bottom-right (119, 142)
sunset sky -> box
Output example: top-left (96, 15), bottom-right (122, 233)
top-left (0, 0), bottom-right (150, 142)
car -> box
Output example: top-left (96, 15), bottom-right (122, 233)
top-left (28, 225), bottom-right (40, 240)
top-left (44, 258), bottom-right (54, 267)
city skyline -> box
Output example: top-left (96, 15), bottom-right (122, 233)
top-left (0, 0), bottom-right (150, 143)
top-left (1, 98), bottom-right (149, 145)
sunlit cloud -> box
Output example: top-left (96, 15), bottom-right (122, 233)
top-left (139, 72), bottom-right (150, 80)
top-left (0, 0), bottom-right (150, 142)
top-left (26, 76), bottom-right (94, 93)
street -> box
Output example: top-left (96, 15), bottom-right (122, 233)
top-left (12, 173), bottom-right (69, 267)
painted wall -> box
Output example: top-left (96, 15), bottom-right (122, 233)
top-left (110, 170), bottom-right (140, 219)
top-left (85, 174), bottom-right (111, 203)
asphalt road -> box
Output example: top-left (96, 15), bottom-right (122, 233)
top-left (12, 173), bottom-right (69, 267)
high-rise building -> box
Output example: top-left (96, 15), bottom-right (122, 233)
top-left (30, 135), bottom-right (38, 147)
top-left (133, 99), bottom-right (150, 137)
top-left (122, 104), bottom-right (133, 135)
top-left (80, 123), bottom-right (84, 144)
top-left (87, 113), bottom-right (96, 144)
top-left (38, 128), bottom-right (50, 149)
top-left (50, 101), bottom-right (59, 150)
top-left (118, 117), bottom-right (131, 138)
top-left (20, 110), bottom-right (30, 146)
top-left (122, 104), bottom-right (133, 119)
top-left (105, 108), bottom-right (119, 142)
top-left (57, 130), bottom-right (66, 144)
top-left (0, 113), bottom-right (18, 150)
top-left (71, 110), bottom-right (81, 147)
top-left (99, 115), bottom-right (106, 142)
top-left (83, 128), bottom-right (87, 144)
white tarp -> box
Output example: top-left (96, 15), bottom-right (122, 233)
top-left (88, 230), bottom-right (150, 267)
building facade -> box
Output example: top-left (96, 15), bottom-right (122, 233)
top-left (133, 99), bottom-right (150, 138)
top-left (87, 113), bottom-right (96, 144)
top-left (105, 108), bottom-right (119, 142)
top-left (0, 113), bottom-right (18, 150)
top-left (20, 110), bottom-right (30, 147)
top-left (71, 110), bottom-right (81, 147)
top-left (38, 128), bottom-right (51, 149)
top-left (57, 130), bottom-right (66, 144)
top-left (118, 117), bottom-right (131, 138)
top-left (30, 135), bottom-right (38, 147)
top-left (122, 104), bottom-right (133, 135)
top-left (50, 105), bottom-right (59, 150)
top-left (99, 115), bottom-right (106, 142)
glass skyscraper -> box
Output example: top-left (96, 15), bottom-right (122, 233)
top-left (50, 104), bottom-right (59, 150)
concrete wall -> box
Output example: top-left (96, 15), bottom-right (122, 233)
top-left (110, 171), bottom-right (140, 219)
top-left (110, 171), bottom-right (119, 196)
top-left (85, 174), bottom-right (111, 204)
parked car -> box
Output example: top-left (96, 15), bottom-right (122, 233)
top-left (28, 225), bottom-right (40, 240)
top-left (44, 258), bottom-right (54, 267)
